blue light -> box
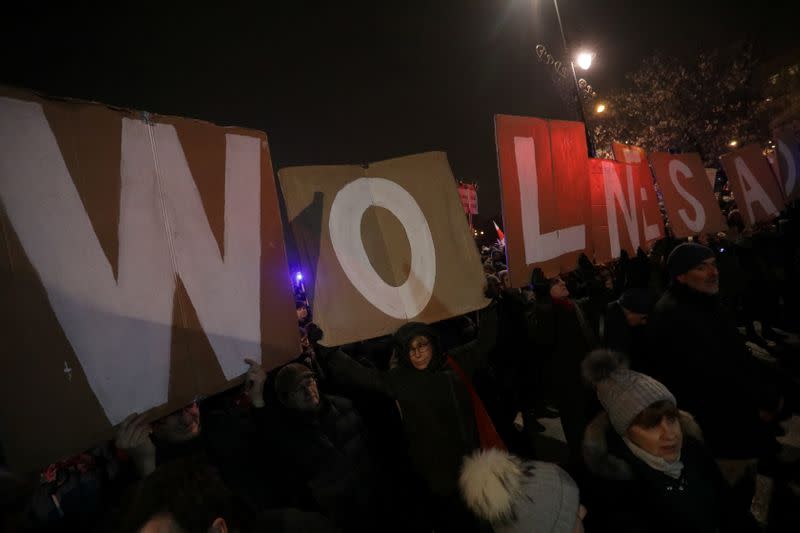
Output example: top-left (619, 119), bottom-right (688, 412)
top-left (295, 272), bottom-right (303, 281)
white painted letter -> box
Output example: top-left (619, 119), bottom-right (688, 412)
top-left (328, 177), bottom-right (435, 319)
top-left (150, 124), bottom-right (261, 381)
top-left (777, 139), bottom-right (798, 198)
top-left (0, 99), bottom-right (175, 424)
top-left (603, 162), bottom-right (640, 258)
top-left (514, 136), bottom-right (585, 264)
top-left (733, 157), bottom-right (779, 223)
top-left (0, 98), bottom-right (263, 423)
top-left (667, 159), bottom-right (707, 233)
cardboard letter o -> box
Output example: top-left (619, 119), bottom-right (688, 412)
top-left (328, 178), bottom-right (436, 319)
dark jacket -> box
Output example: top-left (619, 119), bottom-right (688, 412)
top-left (603, 300), bottom-right (648, 370)
top-left (323, 304), bottom-right (497, 498)
top-left (265, 394), bottom-right (379, 530)
top-left (527, 296), bottom-right (600, 461)
top-left (646, 283), bottom-right (775, 459)
top-left (582, 411), bottom-right (760, 533)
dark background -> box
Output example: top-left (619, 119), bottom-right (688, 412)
top-left (3, 0), bottom-right (797, 227)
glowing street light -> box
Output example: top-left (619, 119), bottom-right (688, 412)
top-left (576, 51), bottom-right (594, 70)
top-left (729, 140), bottom-right (738, 147)
top-left (595, 103), bottom-right (606, 114)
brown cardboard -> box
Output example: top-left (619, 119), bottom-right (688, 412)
top-left (649, 152), bottom-right (727, 238)
top-left (721, 144), bottom-right (785, 226)
top-left (611, 142), bottom-right (665, 248)
top-left (278, 152), bottom-right (489, 346)
top-left (0, 87), bottom-right (298, 473)
top-left (494, 115), bottom-right (592, 286)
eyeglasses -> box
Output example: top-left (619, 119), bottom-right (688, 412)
top-left (409, 340), bottom-right (431, 355)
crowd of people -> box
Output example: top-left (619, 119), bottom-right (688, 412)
top-left (2, 199), bottom-right (800, 532)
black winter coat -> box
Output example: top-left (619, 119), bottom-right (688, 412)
top-left (646, 284), bottom-right (775, 459)
top-left (265, 395), bottom-right (379, 530)
top-left (582, 411), bottom-right (760, 533)
top-left (323, 305), bottom-right (497, 498)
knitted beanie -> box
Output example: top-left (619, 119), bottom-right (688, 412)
top-left (582, 350), bottom-right (676, 435)
top-left (459, 449), bottom-right (580, 533)
top-left (667, 243), bottom-right (715, 279)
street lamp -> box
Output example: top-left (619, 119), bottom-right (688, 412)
top-left (729, 140), bottom-right (738, 147)
top-left (595, 103), bottom-right (606, 114)
top-left (551, 0), bottom-right (595, 156)
top-left (576, 51), bottom-right (594, 70)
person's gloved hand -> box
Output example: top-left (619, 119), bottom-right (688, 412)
top-left (306, 323), bottom-right (324, 344)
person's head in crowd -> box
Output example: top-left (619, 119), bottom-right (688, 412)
top-left (491, 248), bottom-right (505, 264)
top-left (460, 449), bottom-right (586, 533)
top-left (583, 350), bottom-right (682, 463)
top-left (667, 242), bottom-right (719, 295)
top-left (485, 274), bottom-right (502, 298)
top-left (530, 267), bottom-right (549, 301)
top-left (549, 276), bottom-right (569, 300)
top-left (295, 300), bottom-right (310, 325)
top-left (299, 327), bottom-right (313, 356)
top-left (392, 322), bottom-right (443, 371)
top-left (497, 269), bottom-right (510, 291)
top-left (597, 267), bottom-right (614, 290)
top-left (124, 457), bottom-right (239, 533)
top-left (727, 209), bottom-right (744, 236)
top-left (483, 259), bottom-right (496, 275)
top-left (530, 267), bottom-right (569, 301)
top-left (152, 402), bottom-right (201, 444)
top-left (275, 363), bottom-right (320, 412)
top-left (618, 288), bottom-right (654, 327)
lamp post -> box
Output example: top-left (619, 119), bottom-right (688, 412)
top-left (552, 0), bottom-right (596, 157)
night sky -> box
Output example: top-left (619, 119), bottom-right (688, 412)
top-left (3, 0), bottom-right (797, 226)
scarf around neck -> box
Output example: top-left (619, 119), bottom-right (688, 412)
top-left (622, 436), bottom-right (684, 479)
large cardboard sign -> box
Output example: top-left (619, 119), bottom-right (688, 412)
top-left (278, 152), bottom-right (489, 346)
top-left (648, 152), bottom-right (726, 238)
top-left (458, 182), bottom-right (478, 214)
top-left (720, 144), bottom-right (785, 226)
top-left (775, 129), bottom-right (800, 202)
top-left (0, 88), bottom-right (298, 472)
top-left (589, 159), bottom-right (646, 263)
top-left (611, 142), bottom-right (664, 246)
top-left (495, 115), bottom-right (591, 286)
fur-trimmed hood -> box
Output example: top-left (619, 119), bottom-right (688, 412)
top-left (582, 410), bottom-right (704, 480)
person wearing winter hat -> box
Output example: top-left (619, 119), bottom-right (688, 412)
top-left (268, 362), bottom-right (389, 531)
top-left (275, 363), bottom-right (320, 411)
top-left (581, 350), bottom-right (760, 533)
top-left (320, 302), bottom-right (499, 532)
top-left (460, 449), bottom-right (586, 533)
top-left (525, 266), bottom-right (602, 467)
top-left (647, 241), bottom-right (779, 463)
top-left (666, 242), bottom-right (719, 293)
